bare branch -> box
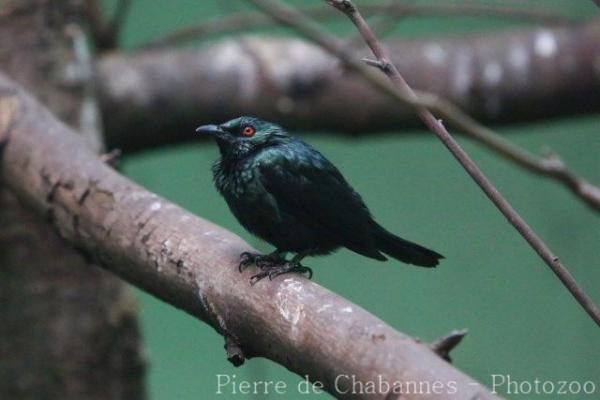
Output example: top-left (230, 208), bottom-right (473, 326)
top-left (140, 3), bottom-right (574, 49)
top-left (0, 72), bottom-right (503, 400)
top-left (98, 13), bottom-right (600, 212)
top-left (85, 0), bottom-right (111, 48)
top-left (430, 330), bottom-right (468, 363)
top-left (85, 0), bottom-right (131, 50)
top-left (96, 21), bottom-right (600, 159)
top-left (109, 0), bottom-right (132, 41)
top-left (332, 5), bottom-right (600, 214)
top-left (329, 0), bottom-right (600, 325)
top-left (244, 0), bottom-right (600, 326)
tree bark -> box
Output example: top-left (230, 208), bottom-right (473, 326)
top-left (0, 73), bottom-right (503, 400)
top-left (0, 1), bottom-right (144, 399)
top-left (96, 20), bottom-right (600, 152)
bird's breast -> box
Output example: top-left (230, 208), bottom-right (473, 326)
top-left (214, 163), bottom-right (258, 198)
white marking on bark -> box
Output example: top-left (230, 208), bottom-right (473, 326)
top-left (247, 37), bottom-right (335, 93)
top-left (483, 62), bottom-right (502, 86)
top-left (195, 276), bottom-right (209, 313)
top-left (451, 49), bottom-right (473, 100)
top-left (317, 303), bottom-right (332, 313)
top-left (106, 64), bottom-right (146, 105)
top-left (195, 276), bottom-right (227, 333)
top-left (211, 40), bottom-right (258, 100)
top-left (424, 43), bottom-right (446, 66)
top-left (534, 31), bottom-right (557, 58)
top-left (276, 279), bottom-right (308, 339)
top-left (506, 44), bottom-right (531, 87)
top-left (509, 45), bottom-right (529, 71)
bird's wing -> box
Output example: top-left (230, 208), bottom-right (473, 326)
top-left (257, 146), bottom-right (386, 261)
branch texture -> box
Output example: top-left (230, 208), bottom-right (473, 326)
top-left (243, 0), bottom-right (600, 326)
top-left (0, 73), bottom-right (502, 400)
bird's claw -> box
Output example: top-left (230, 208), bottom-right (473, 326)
top-left (249, 263), bottom-right (313, 286)
top-left (238, 252), bottom-right (258, 273)
top-left (239, 251), bottom-right (284, 272)
top-left (239, 251), bottom-right (312, 285)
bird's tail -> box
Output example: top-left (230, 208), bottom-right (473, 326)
top-left (372, 223), bottom-right (443, 267)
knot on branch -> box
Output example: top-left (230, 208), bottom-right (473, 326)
top-left (362, 57), bottom-right (392, 72)
top-left (430, 329), bottom-right (468, 363)
top-left (224, 335), bottom-right (246, 367)
top-left (100, 148), bottom-right (122, 168)
top-left (327, 0), bottom-right (355, 13)
top-left (197, 277), bottom-right (248, 367)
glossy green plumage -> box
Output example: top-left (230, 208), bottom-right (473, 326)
top-left (200, 116), bottom-right (443, 268)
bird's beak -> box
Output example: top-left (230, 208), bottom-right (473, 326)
top-left (196, 124), bottom-right (227, 139)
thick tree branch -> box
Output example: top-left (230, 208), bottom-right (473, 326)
top-left (0, 73), bottom-right (502, 400)
top-left (243, 0), bottom-right (600, 326)
top-left (96, 20), bottom-right (600, 153)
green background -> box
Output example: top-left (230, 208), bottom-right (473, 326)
top-left (101, 1), bottom-right (600, 398)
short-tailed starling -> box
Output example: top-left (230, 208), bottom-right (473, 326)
top-left (197, 117), bottom-right (443, 284)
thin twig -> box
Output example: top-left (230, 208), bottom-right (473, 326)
top-left (330, 0), bottom-right (600, 327)
top-left (84, 0), bottom-right (131, 50)
top-left (245, 0), bottom-right (600, 327)
top-left (231, 2), bottom-right (600, 213)
top-left (430, 329), bottom-right (468, 363)
top-left (107, 0), bottom-right (132, 43)
top-left (84, 0), bottom-right (104, 40)
top-left (139, 2), bottom-right (572, 49)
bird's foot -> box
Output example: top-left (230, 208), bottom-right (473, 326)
top-left (239, 251), bottom-right (285, 273)
top-left (249, 262), bottom-right (313, 286)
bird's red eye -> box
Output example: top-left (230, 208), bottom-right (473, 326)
top-left (242, 126), bottom-right (255, 137)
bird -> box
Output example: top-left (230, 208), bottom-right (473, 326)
top-left (197, 116), bottom-right (443, 284)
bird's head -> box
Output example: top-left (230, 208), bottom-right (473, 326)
top-left (196, 116), bottom-right (286, 158)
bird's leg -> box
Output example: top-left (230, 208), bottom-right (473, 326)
top-left (239, 249), bottom-right (286, 273)
top-left (287, 252), bottom-right (313, 279)
top-left (249, 251), bottom-right (313, 285)
top-left (256, 250), bottom-right (288, 269)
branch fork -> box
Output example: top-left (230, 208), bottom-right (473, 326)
top-left (244, 0), bottom-right (600, 326)
top-left (328, 0), bottom-right (600, 327)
